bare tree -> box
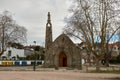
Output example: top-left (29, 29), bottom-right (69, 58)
top-left (64, 0), bottom-right (120, 71)
top-left (0, 11), bottom-right (27, 56)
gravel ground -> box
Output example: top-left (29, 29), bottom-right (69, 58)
top-left (0, 70), bottom-right (120, 80)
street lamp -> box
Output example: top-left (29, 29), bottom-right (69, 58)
top-left (33, 41), bottom-right (36, 71)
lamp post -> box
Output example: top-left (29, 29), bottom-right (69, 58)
top-left (33, 41), bottom-right (36, 71)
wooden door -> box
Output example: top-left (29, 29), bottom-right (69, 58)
top-left (59, 52), bottom-right (67, 67)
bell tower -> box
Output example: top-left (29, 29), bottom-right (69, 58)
top-left (45, 12), bottom-right (53, 50)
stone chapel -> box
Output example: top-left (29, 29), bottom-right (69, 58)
top-left (44, 12), bottom-right (82, 69)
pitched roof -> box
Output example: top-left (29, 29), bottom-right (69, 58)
top-left (108, 42), bottom-right (120, 48)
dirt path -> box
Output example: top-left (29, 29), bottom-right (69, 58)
top-left (0, 71), bottom-right (120, 80)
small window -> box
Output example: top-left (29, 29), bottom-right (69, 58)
top-left (82, 47), bottom-right (86, 49)
top-left (8, 50), bottom-right (11, 57)
top-left (47, 23), bottom-right (51, 27)
top-left (114, 47), bottom-right (116, 50)
top-left (62, 38), bottom-right (64, 42)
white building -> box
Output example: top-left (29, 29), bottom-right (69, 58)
top-left (109, 42), bottom-right (120, 57)
top-left (1, 47), bottom-right (25, 60)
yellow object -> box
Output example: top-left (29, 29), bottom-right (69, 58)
top-left (7, 61), bottom-right (13, 66)
top-left (2, 61), bottom-right (7, 66)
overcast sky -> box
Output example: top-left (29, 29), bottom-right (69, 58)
top-left (0, 0), bottom-right (75, 46)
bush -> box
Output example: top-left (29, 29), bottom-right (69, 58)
top-left (109, 58), bottom-right (120, 64)
top-left (26, 53), bottom-right (41, 60)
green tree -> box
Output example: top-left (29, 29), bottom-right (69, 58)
top-left (8, 42), bottom-right (24, 49)
top-left (26, 53), bottom-right (40, 60)
top-left (26, 46), bottom-right (45, 60)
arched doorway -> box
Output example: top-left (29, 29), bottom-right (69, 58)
top-left (59, 51), bottom-right (67, 67)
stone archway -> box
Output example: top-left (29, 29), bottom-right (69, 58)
top-left (59, 51), bottom-right (67, 67)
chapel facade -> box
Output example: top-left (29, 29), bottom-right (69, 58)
top-left (44, 12), bottom-right (82, 69)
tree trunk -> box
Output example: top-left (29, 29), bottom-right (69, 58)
top-left (0, 25), bottom-right (5, 56)
top-left (96, 58), bottom-right (100, 71)
top-left (88, 54), bottom-right (91, 66)
top-left (0, 50), bottom-right (4, 56)
top-left (105, 58), bottom-right (109, 67)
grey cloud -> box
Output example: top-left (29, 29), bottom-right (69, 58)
top-left (0, 0), bottom-right (70, 46)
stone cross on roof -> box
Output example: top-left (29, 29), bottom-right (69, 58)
top-left (47, 12), bottom-right (51, 24)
